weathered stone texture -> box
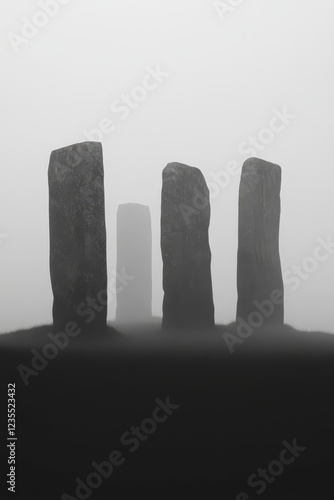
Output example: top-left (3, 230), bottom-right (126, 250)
top-left (49, 141), bottom-right (107, 331)
top-left (237, 157), bottom-right (284, 324)
top-left (161, 162), bottom-right (215, 330)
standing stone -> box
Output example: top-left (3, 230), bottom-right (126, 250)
top-left (49, 142), bottom-right (107, 332)
top-left (116, 204), bottom-right (152, 323)
top-left (161, 162), bottom-right (215, 330)
top-left (237, 157), bottom-right (284, 325)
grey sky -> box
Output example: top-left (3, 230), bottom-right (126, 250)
top-left (1, 0), bottom-right (333, 333)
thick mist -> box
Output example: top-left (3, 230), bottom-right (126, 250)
top-left (1, 0), bottom-right (334, 333)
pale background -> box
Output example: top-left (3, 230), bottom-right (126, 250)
top-left (1, 0), bottom-right (333, 333)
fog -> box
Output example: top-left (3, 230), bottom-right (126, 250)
top-left (1, 0), bottom-right (333, 333)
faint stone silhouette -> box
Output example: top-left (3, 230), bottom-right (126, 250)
top-left (116, 203), bottom-right (152, 323)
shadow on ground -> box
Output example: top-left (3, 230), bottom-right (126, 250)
top-left (1, 321), bottom-right (334, 499)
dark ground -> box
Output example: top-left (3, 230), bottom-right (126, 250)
top-left (1, 321), bottom-right (334, 499)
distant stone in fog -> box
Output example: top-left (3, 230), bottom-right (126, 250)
top-left (48, 142), bottom-right (107, 331)
top-left (116, 204), bottom-right (152, 323)
top-left (161, 162), bottom-right (215, 330)
top-left (237, 157), bottom-right (284, 325)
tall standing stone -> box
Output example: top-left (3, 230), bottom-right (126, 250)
top-left (161, 162), bottom-right (215, 330)
top-left (48, 142), bottom-right (108, 332)
top-left (237, 157), bottom-right (284, 325)
top-left (116, 204), bottom-right (152, 323)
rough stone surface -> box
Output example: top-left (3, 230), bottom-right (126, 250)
top-left (116, 204), bottom-right (152, 323)
top-left (161, 162), bottom-right (215, 330)
top-left (49, 141), bottom-right (107, 332)
top-left (237, 157), bottom-right (284, 324)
